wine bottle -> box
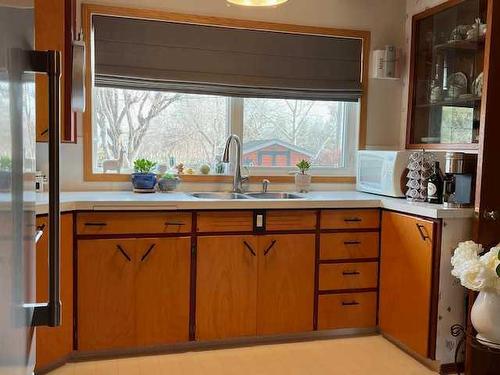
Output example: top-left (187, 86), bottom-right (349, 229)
top-left (427, 161), bottom-right (443, 204)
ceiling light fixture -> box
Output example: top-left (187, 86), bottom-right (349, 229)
top-left (227, 0), bottom-right (289, 7)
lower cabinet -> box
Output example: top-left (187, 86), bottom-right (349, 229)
top-left (78, 237), bottom-right (190, 351)
top-left (196, 234), bottom-right (315, 340)
top-left (257, 234), bottom-right (315, 335)
top-left (196, 236), bottom-right (258, 341)
top-left (379, 211), bottom-right (435, 358)
top-left (36, 213), bottom-right (73, 371)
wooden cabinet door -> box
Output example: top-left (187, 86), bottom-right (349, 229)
top-left (78, 239), bottom-right (136, 351)
top-left (196, 236), bottom-right (258, 340)
top-left (34, 0), bottom-right (75, 142)
top-left (135, 237), bottom-right (191, 346)
top-left (379, 211), bottom-right (435, 358)
top-left (35, 214), bottom-right (73, 371)
top-left (257, 234), bottom-right (315, 335)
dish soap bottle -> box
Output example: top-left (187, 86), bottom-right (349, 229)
top-left (427, 161), bottom-right (443, 204)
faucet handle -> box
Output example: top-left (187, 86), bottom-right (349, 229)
top-left (262, 179), bottom-right (270, 193)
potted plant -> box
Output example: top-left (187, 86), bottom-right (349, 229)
top-left (158, 172), bottom-right (181, 192)
top-left (131, 159), bottom-right (157, 192)
top-left (295, 159), bottom-right (312, 193)
top-left (451, 241), bottom-right (500, 348)
top-left (0, 155), bottom-right (12, 192)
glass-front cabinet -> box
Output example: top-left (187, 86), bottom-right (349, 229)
top-left (407, 0), bottom-right (488, 150)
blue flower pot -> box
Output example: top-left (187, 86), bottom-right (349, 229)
top-left (131, 173), bottom-right (157, 191)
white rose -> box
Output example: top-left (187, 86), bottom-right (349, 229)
top-left (458, 260), bottom-right (491, 291)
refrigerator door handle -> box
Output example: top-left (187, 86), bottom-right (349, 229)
top-left (28, 50), bottom-right (62, 328)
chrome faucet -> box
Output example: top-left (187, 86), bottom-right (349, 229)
top-left (262, 179), bottom-right (270, 193)
top-left (222, 134), bottom-right (248, 193)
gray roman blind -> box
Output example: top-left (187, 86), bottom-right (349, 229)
top-left (93, 15), bottom-right (363, 101)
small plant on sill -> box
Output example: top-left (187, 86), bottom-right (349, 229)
top-left (296, 159), bottom-right (311, 175)
top-left (158, 172), bottom-right (181, 193)
top-left (295, 159), bottom-right (312, 193)
top-left (133, 159), bottom-right (157, 174)
top-left (131, 159), bottom-right (157, 193)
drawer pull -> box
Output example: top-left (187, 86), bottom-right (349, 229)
top-left (342, 301), bottom-right (360, 306)
top-left (342, 270), bottom-right (360, 276)
top-left (243, 241), bottom-right (256, 257)
top-left (344, 240), bottom-right (361, 245)
top-left (264, 240), bottom-right (277, 256)
top-left (164, 222), bottom-right (185, 226)
top-left (116, 244), bottom-right (132, 262)
top-left (140, 244), bottom-right (156, 262)
top-left (344, 218), bottom-right (362, 223)
top-left (84, 222), bottom-right (107, 227)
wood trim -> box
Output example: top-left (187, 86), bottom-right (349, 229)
top-left (80, 172), bottom-right (356, 184)
top-left (81, 3), bottom-right (369, 182)
top-left (428, 219), bottom-right (442, 360)
top-left (439, 362), bottom-right (465, 374)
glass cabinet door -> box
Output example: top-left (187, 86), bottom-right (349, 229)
top-left (408, 0), bottom-right (487, 147)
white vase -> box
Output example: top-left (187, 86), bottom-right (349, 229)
top-left (470, 290), bottom-right (500, 348)
top-left (295, 173), bottom-right (311, 193)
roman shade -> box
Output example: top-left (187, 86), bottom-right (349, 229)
top-left (93, 15), bottom-right (364, 101)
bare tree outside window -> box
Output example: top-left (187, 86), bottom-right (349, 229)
top-left (243, 98), bottom-right (350, 168)
top-left (93, 87), bottom-right (228, 173)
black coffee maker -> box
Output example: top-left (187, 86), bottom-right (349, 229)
top-left (443, 152), bottom-right (476, 208)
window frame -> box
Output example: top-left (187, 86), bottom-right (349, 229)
top-left (82, 3), bottom-right (370, 183)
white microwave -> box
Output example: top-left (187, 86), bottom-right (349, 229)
top-left (356, 150), bottom-right (410, 197)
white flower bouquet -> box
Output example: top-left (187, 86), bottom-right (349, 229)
top-left (451, 241), bottom-right (500, 293)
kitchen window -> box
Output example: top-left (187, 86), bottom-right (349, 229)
top-left (83, 5), bottom-right (368, 181)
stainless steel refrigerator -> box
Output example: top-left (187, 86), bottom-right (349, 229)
top-left (0, 2), bottom-right (61, 374)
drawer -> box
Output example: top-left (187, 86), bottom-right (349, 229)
top-left (77, 212), bottom-right (192, 235)
top-left (321, 209), bottom-right (380, 230)
top-left (197, 211), bottom-right (253, 233)
top-left (318, 292), bottom-right (377, 330)
top-left (319, 262), bottom-right (378, 291)
top-left (266, 210), bottom-right (317, 231)
top-left (320, 233), bottom-right (379, 260)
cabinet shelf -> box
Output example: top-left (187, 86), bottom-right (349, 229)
top-left (416, 96), bottom-right (482, 109)
top-left (434, 37), bottom-right (485, 53)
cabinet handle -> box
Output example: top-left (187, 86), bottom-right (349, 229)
top-left (84, 222), bottom-right (107, 227)
top-left (342, 270), bottom-right (360, 276)
top-left (140, 244), bottom-right (156, 262)
top-left (344, 217), bottom-right (362, 223)
top-left (116, 245), bottom-right (132, 262)
top-left (29, 50), bottom-right (62, 328)
top-left (342, 301), bottom-right (360, 306)
top-left (164, 222), bottom-right (185, 226)
top-left (243, 241), bottom-right (256, 257)
top-left (344, 240), bottom-right (361, 245)
top-left (416, 223), bottom-right (430, 241)
top-left (264, 240), bottom-right (277, 256)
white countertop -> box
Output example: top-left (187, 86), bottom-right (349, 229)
top-left (34, 191), bottom-right (474, 219)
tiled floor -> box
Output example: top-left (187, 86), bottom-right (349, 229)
top-left (49, 335), bottom-right (437, 375)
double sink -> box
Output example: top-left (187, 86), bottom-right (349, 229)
top-left (189, 192), bottom-right (304, 200)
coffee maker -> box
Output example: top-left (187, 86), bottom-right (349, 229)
top-left (443, 152), bottom-right (476, 208)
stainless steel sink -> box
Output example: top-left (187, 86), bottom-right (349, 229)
top-left (245, 192), bottom-right (304, 199)
top-left (189, 192), bottom-right (249, 200)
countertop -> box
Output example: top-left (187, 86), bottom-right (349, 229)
top-left (34, 191), bottom-right (474, 219)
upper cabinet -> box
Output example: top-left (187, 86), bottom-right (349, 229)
top-left (407, 0), bottom-right (488, 150)
top-left (35, 0), bottom-right (76, 143)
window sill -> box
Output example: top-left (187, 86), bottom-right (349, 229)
top-left (83, 172), bottom-right (356, 184)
